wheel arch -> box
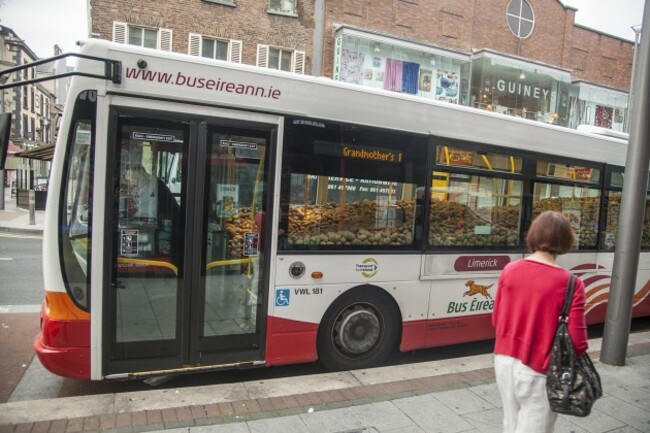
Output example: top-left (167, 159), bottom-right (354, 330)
top-left (316, 283), bottom-right (403, 370)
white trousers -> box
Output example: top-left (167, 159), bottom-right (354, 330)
top-left (494, 354), bottom-right (558, 433)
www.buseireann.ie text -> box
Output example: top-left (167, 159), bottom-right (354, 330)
top-left (125, 68), bottom-right (282, 99)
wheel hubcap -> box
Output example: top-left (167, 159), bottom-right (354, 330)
top-left (334, 306), bottom-right (381, 355)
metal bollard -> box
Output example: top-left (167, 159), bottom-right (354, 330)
top-left (0, 169), bottom-right (5, 211)
top-left (29, 189), bottom-right (35, 225)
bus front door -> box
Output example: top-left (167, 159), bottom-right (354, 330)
top-left (105, 108), bottom-right (274, 377)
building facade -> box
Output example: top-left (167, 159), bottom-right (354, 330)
top-left (88, 0), bottom-right (635, 131)
top-left (89, 0), bottom-right (314, 74)
top-left (1, 25), bottom-right (58, 191)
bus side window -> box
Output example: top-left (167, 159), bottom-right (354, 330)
top-left (279, 119), bottom-right (427, 251)
top-left (59, 91), bottom-right (96, 311)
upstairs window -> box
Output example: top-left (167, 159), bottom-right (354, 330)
top-left (269, 0), bottom-right (297, 15)
top-left (128, 26), bottom-right (157, 49)
top-left (506, 0), bottom-right (534, 38)
top-left (256, 44), bottom-right (305, 74)
top-left (113, 22), bottom-right (173, 52)
top-left (188, 34), bottom-right (242, 63)
top-left (203, 0), bottom-right (235, 5)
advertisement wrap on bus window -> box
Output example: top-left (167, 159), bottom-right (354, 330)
top-left (17, 40), bottom-right (649, 381)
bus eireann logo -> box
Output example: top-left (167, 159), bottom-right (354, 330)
top-left (356, 257), bottom-right (378, 278)
top-left (463, 280), bottom-right (493, 299)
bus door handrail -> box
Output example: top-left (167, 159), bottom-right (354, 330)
top-left (118, 257), bottom-right (179, 276)
top-left (0, 52), bottom-right (122, 91)
top-left (116, 256), bottom-right (254, 276)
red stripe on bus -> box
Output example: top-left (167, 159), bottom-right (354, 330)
top-left (570, 263), bottom-right (605, 272)
top-left (265, 316), bottom-right (319, 366)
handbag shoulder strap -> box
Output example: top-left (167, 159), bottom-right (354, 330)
top-left (560, 274), bottom-right (577, 322)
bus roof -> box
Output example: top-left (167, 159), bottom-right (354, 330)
top-left (72, 39), bottom-right (629, 167)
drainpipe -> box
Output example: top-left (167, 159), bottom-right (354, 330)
top-left (312, 0), bottom-right (325, 76)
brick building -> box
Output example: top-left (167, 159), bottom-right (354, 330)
top-left (88, 0), bottom-right (635, 131)
top-left (0, 25), bottom-right (58, 193)
top-left (89, 0), bottom-right (313, 73)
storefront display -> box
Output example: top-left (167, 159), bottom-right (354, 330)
top-left (470, 51), bottom-right (571, 126)
top-left (568, 82), bottom-right (628, 132)
top-left (332, 30), bottom-right (628, 133)
top-left (333, 28), bottom-right (470, 105)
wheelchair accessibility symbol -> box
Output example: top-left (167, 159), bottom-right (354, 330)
top-left (275, 289), bottom-right (290, 307)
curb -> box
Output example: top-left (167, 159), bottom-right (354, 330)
top-left (1, 340), bottom-right (648, 433)
top-left (0, 226), bottom-right (43, 235)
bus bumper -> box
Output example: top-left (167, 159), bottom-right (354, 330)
top-left (33, 312), bottom-right (91, 380)
top-left (34, 332), bottom-right (90, 379)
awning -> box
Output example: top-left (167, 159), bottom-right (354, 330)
top-left (7, 141), bottom-right (22, 156)
top-left (14, 144), bottom-right (55, 161)
top-left (2, 141), bottom-right (22, 169)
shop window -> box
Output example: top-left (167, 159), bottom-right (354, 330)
top-left (506, 0), bottom-right (534, 38)
top-left (334, 34), bottom-right (471, 105)
top-left (279, 118), bottom-right (428, 251)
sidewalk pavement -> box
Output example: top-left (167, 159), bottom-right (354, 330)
top-left (0, 330), bottom-right (649, 433)
top-left (0, 189), bottom-right (44, 235)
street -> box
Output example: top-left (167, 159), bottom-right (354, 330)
top-left (0, 232), bottom-right (44, 306)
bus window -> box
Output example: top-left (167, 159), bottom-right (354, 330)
top-left (430, 145), bottom-right (523, 249)
top-left (436, 145), bottom-right (523, 173)
top-left (532, 182), bottom-right (600, 249)
top-left (115, 127), bottom-right (184, 262)
top-left (603, 169), bottom-right (650, 251)
top-left (532, 160), bottom-right (601, 249)
top-left (429, 172), bottom-right (523, 248)
top-left (279, 119), bottom-right (427, 250)
top-left (59, 91), bottom-right (96, 311)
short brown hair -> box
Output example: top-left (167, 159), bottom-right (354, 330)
top-left (526, 211), bottom-right (576, 255)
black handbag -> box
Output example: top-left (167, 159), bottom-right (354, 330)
top-left (546, 274), bottom-right (603, 417)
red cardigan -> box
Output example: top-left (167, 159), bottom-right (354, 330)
top-left (492, 259), bottom-right (588, 374)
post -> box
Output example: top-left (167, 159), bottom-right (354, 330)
top-left (600, 6), bottom-right (649, 366)
top-left (626, 25), bottom-right (643, 133)
top-left (0, 169), bottom-right (4, 210)
top-left (29, 189), bottom-right (35, 225)
top-left (312, 0), bottom-right (325, 76)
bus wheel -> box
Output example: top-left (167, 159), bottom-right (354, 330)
top-left (317, 287), bottom-right (400, 371)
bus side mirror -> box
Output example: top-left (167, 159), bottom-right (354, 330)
top-left (0, 112), bottom-right (12, 169)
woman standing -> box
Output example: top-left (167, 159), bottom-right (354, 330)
top-left (492, 211), bottom-right (588, 433)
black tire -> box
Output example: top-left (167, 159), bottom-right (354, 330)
top-left (317, 286), bottom-right (400, 371)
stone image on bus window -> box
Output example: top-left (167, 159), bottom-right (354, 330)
top-left (428, 173), bottom-right (522, 248)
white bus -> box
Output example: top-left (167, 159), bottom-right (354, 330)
top-left (4, 40), bottom-right (648, 380)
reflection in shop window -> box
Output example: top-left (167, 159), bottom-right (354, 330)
top-left (536, 160), bottom-right (600, 184)
top-left (429, 172), bottom-right (522, 248)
